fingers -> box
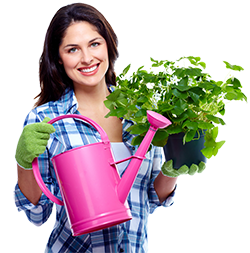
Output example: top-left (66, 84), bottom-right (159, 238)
top-left (33, 132), bottom-right (51, 141)
top-left (198, 162), bottom-right (206, 173)
top-left (178, 165), bottom-right (189, 174)
top-left (26, 144), bottom-right (48, 163)
top-left (25, 120), bottom-right (56, 135)
top-left (188, 164), bottom-right (199, 175)
top-left (161, 160), bottom-right (206, 177)
top-left (34, 122), bottom-right (56, 134)
top-left (42, 117), bottom-right (51, 123)
top-left (161, 160), bottom-right (181, 177)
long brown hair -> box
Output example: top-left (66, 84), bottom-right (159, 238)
top-left (35, 3), bottom-right (118, 107)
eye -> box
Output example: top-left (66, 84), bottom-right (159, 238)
top-left (68, 48), bottom-right (78, 53)
top-left (91, 42), bottom-right (99, 48)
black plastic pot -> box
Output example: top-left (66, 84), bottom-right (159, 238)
top-left (163, 131), bottom-right (207, 169)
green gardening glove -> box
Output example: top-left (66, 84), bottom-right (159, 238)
top-left (161, 160), bottom-right (206, 178)
top-left (15, 117), bottom-right (55, 170)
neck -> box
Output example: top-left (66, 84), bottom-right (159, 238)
top-left (74, 83), bottom-right (110, 113)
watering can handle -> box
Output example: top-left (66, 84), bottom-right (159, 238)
top-left (33, 157), bottom-right (64, 205)
top-left (47, 114), bottom-right (109, 142)
top-left (32, 114), bottom-right (110, 206)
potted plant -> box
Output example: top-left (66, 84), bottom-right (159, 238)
top-left (104, 56), bottom-right (247, 175)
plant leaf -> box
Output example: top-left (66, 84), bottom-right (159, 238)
top-left (137, 96), bottom-right (148, 103)
top-left (226, 77), bottom-right (242, 88)
top-left (153, 129), bottom-right (169, 141)
top-left (223, 61), bottom-right (244, 71)
top-left (206, 115), bottom-right (226, 125)
top-left (185, 68), bottom-right (203, 77)
top-left (201, 147), bottom-right (214, 159)
top-left (131, 135), bottom-right (144, 146)
top-left (122, 64), bottom-right (131, 76)
top-left (166, 125), bottom-right (183, 134)
top-left (129, 124), bottom-right (149, 135)
top-left (134, 109), bottom-right (147, 118)
top-left (198, 122), bottom-right (214, 129)
top-left (211, 126), bottom-right (219, 139)
top-left (225, 92), bottom-right (237, 100)
top-left (213, 140), bottom-right (225, 156)
top-left (224, 61), bottom-right (233, 69)
top-left (116, 97), bottom-right (128, 107)
top-left (108, 107), bottom-right (126, 118)
top-left (216, 140), bottom-right (225, 149)
top-left (176, 77), bottom-right (190, 91)
top-left (152, 129), bottom-right (169, 147)
top-left (199, 82), bottom-right (215, 90)
top-left (198, 62), bottom-right (206, 69)
top-left (104, 99), bottom-right (114, 110)
top-left (182, 120), bottom-right (198, 130)
top-left (204, 130), bottom-right (216, 147)
top-left (106, 89), bottom-right (121, 101)
top-left (172, 99), bottom-right (188, 115)
top-left (172, 89), bottom-right (188, 99)
top-left (188, 91), bottom-right (200, 104)
top-left (184, 130), bottom-right (197, 142)
top-left (186, 109), bottom-right (197, 118)
top-left (173, 68), bottom-right (185, 78)
top-left (211, 86), bottom-right (222, 96)
top-left (175, 85), bottom-right (191, 92)
top-left (212, 141), bottom-right (225, 156)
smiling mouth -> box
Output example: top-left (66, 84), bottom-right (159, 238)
top-left (78, 64), bottom-right (99, 74)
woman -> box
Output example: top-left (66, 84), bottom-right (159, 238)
top-left (15, 3), bottom-right (177, 252)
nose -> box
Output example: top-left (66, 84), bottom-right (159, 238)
top-left (80, 48), bottom-right (93, 65)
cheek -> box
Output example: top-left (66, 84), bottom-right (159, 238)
top-left (96, 44), bottom-right (109, 63)
top-left (100, 49), bottom-right (109, 69)
top-left (61, 56), bottom-right (77, 69)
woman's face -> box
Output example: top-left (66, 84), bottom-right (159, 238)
top-left (59, 21), bottom-right (109, 90)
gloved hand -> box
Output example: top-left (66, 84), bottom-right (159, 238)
top-left (161, 160), bottom-right (206, 178)
top-left (15, 117), bottom-right (55, 170)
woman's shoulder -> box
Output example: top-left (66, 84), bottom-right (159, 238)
top-left (23, 101), bottom-right (59, 126)
top-left (24, 89), bottom-right (77, 126)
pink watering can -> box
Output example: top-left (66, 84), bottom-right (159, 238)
top-left (32, 110), bottom-right (171, 236)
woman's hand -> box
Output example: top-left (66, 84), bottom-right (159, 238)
top-left (15, 117), bottom-right (55, 169)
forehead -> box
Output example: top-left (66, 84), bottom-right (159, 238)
top-left (62, 21), bottom-right (102, 43)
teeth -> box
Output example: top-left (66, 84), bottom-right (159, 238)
top-left (80, 65), bottom-right (98, 73)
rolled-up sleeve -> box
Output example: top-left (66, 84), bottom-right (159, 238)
top-left (148, 146), bottom-right (176, 214)
top-left (14, 183), bottom-right (54, 226)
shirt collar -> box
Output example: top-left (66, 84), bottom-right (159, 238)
top-left (57, 88), bottom-right (78, 115)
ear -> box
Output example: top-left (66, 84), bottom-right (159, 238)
top-left (59, 59), bottom-right (63, 64)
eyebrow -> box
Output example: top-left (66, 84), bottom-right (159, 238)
top-left (64, 37), bottom-right (104, 49)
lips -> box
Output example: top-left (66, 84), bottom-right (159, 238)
top-left (78, 63), bottom-right (100, 76)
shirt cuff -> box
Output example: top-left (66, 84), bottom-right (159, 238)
top-left (161, 184), bottom-right (177, 207)
top-left (14, 183), bottom-right (52, 212)
top-left (148, 182), bottom-right (177, 214)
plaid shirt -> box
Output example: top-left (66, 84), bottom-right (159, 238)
top-left (14, 88), bottom-right (176, 253)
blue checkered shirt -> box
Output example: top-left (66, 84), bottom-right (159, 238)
top-left (14, 88), bottom-right (176, 252)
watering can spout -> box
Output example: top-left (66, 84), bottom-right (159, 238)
top-left (117, 111), bottom-right (172, 204)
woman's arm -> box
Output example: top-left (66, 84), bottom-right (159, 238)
top-left (17, 164), bottom-right (42, 205)
top-left (154, 172), bottom-right (177, 203)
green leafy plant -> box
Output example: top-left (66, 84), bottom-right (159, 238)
top-left (104, 56), bottom-right (247, 159)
